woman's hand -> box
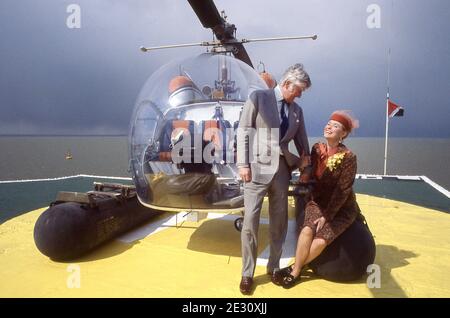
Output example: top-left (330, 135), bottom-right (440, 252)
top-left (299, 173), bottom-right (310, 183)
top-left (314, 216), bottom-right (326, 231)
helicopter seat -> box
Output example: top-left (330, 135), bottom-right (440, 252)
top-left (168, 76), bottom-right (205, 107)
top-left (201, 119), bottom-right (232, 163)
top-left (158, 119), bottom-right (195, 162)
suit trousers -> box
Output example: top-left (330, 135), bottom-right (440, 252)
top-left (241, 155), bottom-right (290, 277)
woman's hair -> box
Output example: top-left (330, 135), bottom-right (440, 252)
top-left (280, 63), bottom-right (311, 89)
top-left (330, 110), bottom-right (360, 137)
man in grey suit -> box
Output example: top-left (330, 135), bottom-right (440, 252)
top-left (236, 64), bottom-right (311, 294)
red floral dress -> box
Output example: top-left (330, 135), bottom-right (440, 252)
top-left (302, 143), bottom-right (361, 244)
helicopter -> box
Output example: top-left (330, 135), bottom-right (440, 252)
top-left (33, 0), bottom-right (317, 261)
top-left (129, 0), bottom-right (317, 220)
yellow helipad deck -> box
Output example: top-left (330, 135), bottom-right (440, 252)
top-left (1, 194), bottom-right (449, 298)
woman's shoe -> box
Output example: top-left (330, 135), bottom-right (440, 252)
top-left (281, 274), bottom-right (301, 289)
top-left (279, 264), bottom-right (294, 277)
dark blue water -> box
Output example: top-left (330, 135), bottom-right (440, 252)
top-left (0, 136), bottom-right (449, 189)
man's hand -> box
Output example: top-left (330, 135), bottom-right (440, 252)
top-left (313, 216), bottom-right (326, 231)
top-left (239, 167), bottom-right (252, 183)
top-left (299, 155), bottom-right (311, 169)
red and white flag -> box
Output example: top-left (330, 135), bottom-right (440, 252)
top-left (388, 99), bottom-right (404, 117)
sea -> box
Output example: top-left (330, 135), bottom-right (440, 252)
top-left (0, 136), bottom-right (449, 190)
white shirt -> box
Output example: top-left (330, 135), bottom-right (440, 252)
top-left (274, 85), bottom-right (289, 123)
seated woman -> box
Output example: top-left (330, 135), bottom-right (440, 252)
top-left (281, 110), bottom-right (361, 288)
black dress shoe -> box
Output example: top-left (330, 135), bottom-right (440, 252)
top-left (269, 271), bottom-right (284, 286)
top-left (239, 276), bottom-right (253, 295)
top-left (281, 274), bottom-right (301, 289)
top-left (268, 265), bottom-right (295, 286)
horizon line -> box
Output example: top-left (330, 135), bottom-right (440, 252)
top-left (0, 134), bottom-right (448, 139)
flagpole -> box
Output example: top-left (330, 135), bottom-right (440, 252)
top-left (384, 45), bottom-right (391, 175)
top-left (384, 91), bottom-right (389, 175)
top-left (384, 0), bottom-right (394, 176)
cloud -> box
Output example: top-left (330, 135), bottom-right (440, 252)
top-left (0, 0), bottom-right (449, 137)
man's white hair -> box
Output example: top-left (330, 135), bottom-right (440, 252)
top-left (280, 63), bottom-right (311, 88)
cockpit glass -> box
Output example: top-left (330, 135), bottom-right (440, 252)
top-left (128, 53), bottom-right (267, 207)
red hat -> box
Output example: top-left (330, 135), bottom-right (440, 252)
top-left (329, 111), bottom-right (359, 132)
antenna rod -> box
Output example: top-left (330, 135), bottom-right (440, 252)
top-left (140, 41), bottom-right (218, 52)
top-left (242, 35), bottom-right (318, 43)
top-left (140, 35), bottom-right (318, 52)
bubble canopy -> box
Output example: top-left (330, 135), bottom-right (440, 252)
top-left (128, 53), bottom-right (266, 211)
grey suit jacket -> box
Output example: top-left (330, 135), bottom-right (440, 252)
top-left (237, 89), bottom-right (310, 184)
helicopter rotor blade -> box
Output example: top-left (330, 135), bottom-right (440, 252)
top-left (187, 0), bottom-right (253, 68)
top-left (230, 42), bottom-right (253, 68)
top-left (187, 0), bottom-right (223, 28)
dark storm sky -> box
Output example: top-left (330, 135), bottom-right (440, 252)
top-left (0, 0), bottom-right (449, 137)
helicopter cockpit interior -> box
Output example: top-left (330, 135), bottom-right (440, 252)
top-left (129, 53), bottom-right (267, 212)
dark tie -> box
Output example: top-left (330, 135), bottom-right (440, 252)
top-left (280, 100), bottom-right (289, 141)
